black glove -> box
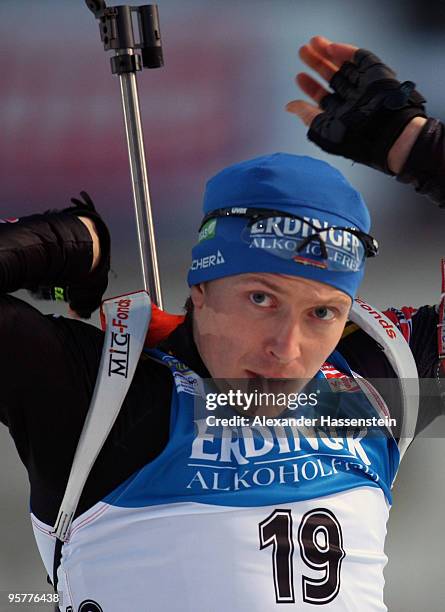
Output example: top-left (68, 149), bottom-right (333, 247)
top-left (307, 49), bottom-right (427, 174)
top-left (28, 191), bottom-right (111, 318)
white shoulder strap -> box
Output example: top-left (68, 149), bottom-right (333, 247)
top-left (53, 291), bottom-right (151, 541)
top-left (349, 297), bottom-right (419, 459)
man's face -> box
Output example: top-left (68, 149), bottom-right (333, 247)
top-left (191, 273), bottom-right (351, 383)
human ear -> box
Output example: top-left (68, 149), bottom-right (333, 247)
top-left (190, 283), bottom-right (206, 310)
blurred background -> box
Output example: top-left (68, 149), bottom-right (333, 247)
top-left (1, 0), bottom-right (445, 610)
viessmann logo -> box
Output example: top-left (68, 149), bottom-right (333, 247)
top-left (108, 298), bottom-right (132, 378)
top-left (191, 250), bottom-right (225, 270)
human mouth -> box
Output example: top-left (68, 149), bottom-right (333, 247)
top-left (244, 370), bottom-right (263, 379)
top-left (244, 369), bottom-right (292, 380)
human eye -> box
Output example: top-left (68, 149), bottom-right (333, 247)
top-left (249, 292), bottom-right (274, 308)
top-left (311, 305), bottom-right (336, 321)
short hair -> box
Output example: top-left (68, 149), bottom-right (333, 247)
top-left (184, 295), bottom-right (194, 317)
top-left (184, 281), bottom-right (210, 317)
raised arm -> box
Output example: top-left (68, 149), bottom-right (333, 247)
top-left (0, 194), bottom-right (111, 514)
top-left (286, 36), bottom-right (445, 205)
top-left (0, 191), bottom-right (109, 318)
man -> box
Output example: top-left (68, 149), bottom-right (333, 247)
top-left (0, 37), bottom-right (444, 611)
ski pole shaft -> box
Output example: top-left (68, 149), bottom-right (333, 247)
top-left (118, 50), bottom-right (163, 306)
top-left (85, 1), bottom-right (164, 307)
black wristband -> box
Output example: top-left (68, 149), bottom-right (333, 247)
top-left (396, 118), bottom-right (445, 206)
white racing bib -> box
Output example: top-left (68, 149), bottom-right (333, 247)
top-left (33, 346), bottom-right (400, 611)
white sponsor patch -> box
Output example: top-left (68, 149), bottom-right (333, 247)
top-left (173, 372), bottom-right (201, 395)
top-left (162, 355), bottom-right (202, 395)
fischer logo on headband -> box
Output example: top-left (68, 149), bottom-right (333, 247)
top-left (191, 250), bottom-right (225, 270)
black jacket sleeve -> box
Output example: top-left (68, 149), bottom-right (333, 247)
top-left (0, 214), bottom-right (172, 524)
top-left (0, 294), bottom-right (173, 525)
top-left (0, 212), bottom-right (94, 293)
top-left (397, 118), bottom-right (445, 206)
top-left (0, 294), bottom-right (104, 519)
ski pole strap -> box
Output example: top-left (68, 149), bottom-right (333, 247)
top-left (52, 290), bottom-right (151, 541)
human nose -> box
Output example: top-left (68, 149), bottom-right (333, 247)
top-left (265, 316), bottom-right (303, 364)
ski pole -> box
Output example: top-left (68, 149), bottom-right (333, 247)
top-left (85, 0), bottom-right (164, 308)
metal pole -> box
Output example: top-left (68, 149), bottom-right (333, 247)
top-left (118, 49), bottom-right (163, 307)
top-left (85, 2), bottom-right (164, 308)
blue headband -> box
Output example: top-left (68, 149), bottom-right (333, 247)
top-left (187, 153), bottom-right (371, 300)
